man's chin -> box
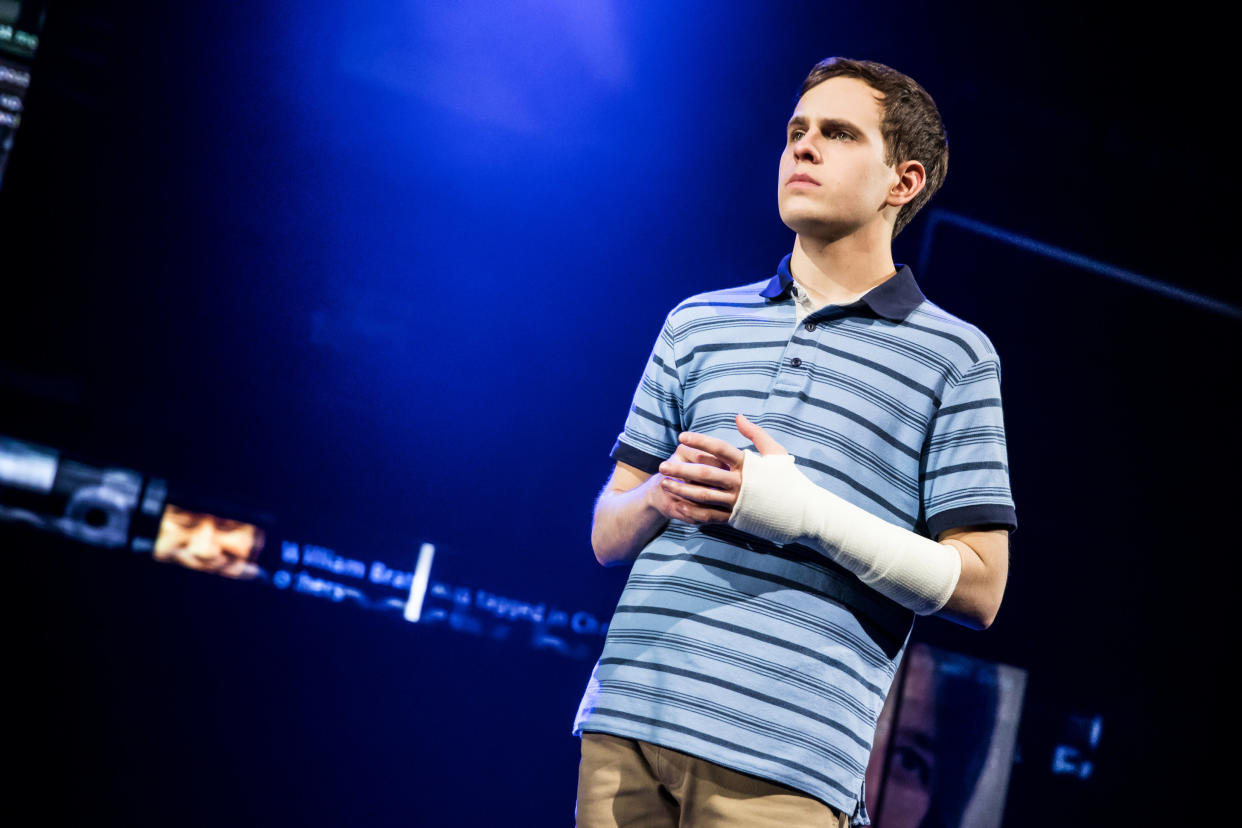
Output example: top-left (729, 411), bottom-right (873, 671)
top-left (780, 214), bottom-right (852, 244)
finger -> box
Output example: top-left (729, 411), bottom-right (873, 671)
top-left (676, 431), bottom-right (745, 468)
top-left (664, 493), bottom-right (733, 525)
top-left (659, 460), bottom-right (738, 491)
top-left (736, 413), bottom-right (789, 457)
top-left (661, 477), bottom-right (737, 509)
top-left (673, 444), bottom-right (730, 470)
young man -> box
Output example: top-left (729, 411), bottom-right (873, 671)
top-left (573, 57), bottom-right (1016, 827)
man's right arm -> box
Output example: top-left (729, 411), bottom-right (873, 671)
top-left (591, 462), bottom-right (664, 567)
top-left (591, 447), bottom-right (726, 566)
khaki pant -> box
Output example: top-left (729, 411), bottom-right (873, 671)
top-left (576, 732), bottom-right (850, 828)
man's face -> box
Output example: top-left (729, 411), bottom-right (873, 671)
top-left (777, 76), bottom-right (900, 241)
top-left (153, 505), bottom-right (261, 578)
top-left (866, 645), bottom-right (936, 827)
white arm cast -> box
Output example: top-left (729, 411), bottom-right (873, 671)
top-left (727, 451), bottom-right (961, 615)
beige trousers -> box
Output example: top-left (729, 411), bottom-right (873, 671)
top-left (576, 732), bottom-right (850, 828)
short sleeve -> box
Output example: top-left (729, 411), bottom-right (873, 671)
top-left (609, 312), bottom-right (684, 474)
top-left (922, 354), bottom-right (1018, 539)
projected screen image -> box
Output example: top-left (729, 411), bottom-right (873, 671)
top-left (866, 643), bottom-right (1027, 828)
top-left (153, 504), bottom-right (267, 580)
top-left (0, 0), bottom-right (44, 189)
top-left (0, 0), bottom-right (42, 58)
top-left (3, 430), bottom-right (623, 662)
top-left (0, 435), bottom-right (143, 549)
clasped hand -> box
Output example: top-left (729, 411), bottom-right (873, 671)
top-left (652, 413), bottom-right (788, 525)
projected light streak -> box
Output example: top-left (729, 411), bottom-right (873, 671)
top-left (403, 542), bottom-right (435, 623)
top-left (0, 436), bottom-right (56, 490)
top-left (0, 28), bottom-right (37, 53)
top-left (0, 64), bottom-right (30, 86)
top-left (918, 209), bottom-right (1242, 320)
top-left (416, 580), bottom-right (610, 660)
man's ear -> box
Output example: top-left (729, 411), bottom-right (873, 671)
top-left (887, 160), bottom-right (926, 207)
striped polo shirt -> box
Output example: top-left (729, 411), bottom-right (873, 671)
top-left (574, 254), bottom-right (1017, 823)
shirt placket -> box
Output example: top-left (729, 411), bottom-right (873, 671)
top-left (772, 309), bottom-right (820, 395)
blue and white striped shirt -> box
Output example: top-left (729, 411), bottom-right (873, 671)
top-left (574, 255), bottom-right (1017, 822)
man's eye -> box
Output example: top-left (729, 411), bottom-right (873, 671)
top-left (829, 131), bottom-right (852, 141)
top-left (789, 130), bottom-right (805, 142)
top-left (890, 745), bottom-right (932, 788)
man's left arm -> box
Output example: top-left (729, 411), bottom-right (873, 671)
top-left (934, 526), bottom-right (1008, 630)
top-left (658, 414), bottom-right (1011, 629)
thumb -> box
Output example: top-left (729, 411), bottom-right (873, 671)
top-left (736, 413), bottom-right (788, 457)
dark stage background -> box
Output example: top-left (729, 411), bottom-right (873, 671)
top-left (2, 2), bottom-right (1237, 825)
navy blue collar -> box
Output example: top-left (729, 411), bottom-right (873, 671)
top-left (759, 253), bottom-right (926, 322)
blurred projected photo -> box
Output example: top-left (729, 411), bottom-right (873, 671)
top-left (1, 436), bottom-right (142, 549)
top-left (866, 643), bottom-right (1027, 828)
top-left (153, 504), bottom-right (265, 579)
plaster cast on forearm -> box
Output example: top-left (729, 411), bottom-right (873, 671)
top-left (727, 451), bottom-right (960, 615)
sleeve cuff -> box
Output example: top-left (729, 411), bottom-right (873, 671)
top-left (610, 440), bottom-right (665, 475)
top-left (926, 504), bottom-right (1017, 540)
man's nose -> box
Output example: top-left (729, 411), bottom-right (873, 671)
top-left (186, 523), bottom-right (218, 555)
top-left (792, 134), bottom-right (819, 163)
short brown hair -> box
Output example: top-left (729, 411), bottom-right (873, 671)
top-left (799, 57), bottom-right (948, 237)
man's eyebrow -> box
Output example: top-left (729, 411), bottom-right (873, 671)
top-left (786, 115), bottom-right (867, 136)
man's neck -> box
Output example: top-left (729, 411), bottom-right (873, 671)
top-left (789, 231), bottom-right (898, 309)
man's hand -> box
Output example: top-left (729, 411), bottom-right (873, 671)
top-left (656, 414), bottom-right (788, 524)
top-left (591, 415), bottom-right (788, 565)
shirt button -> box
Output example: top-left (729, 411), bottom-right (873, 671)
top-left (804, 321), bottom-right (817, 332)
top-left (790, 357), bottom-right (802, 368)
